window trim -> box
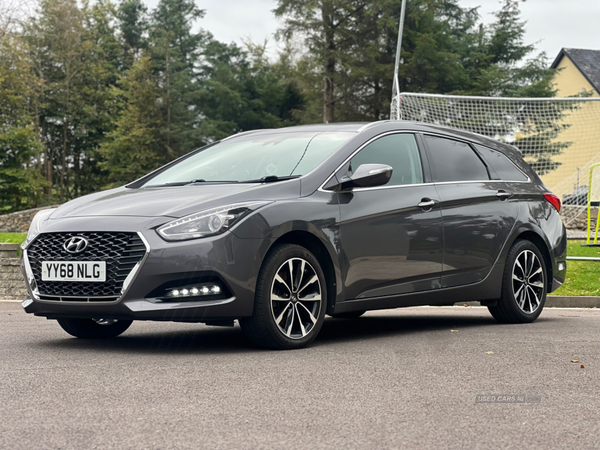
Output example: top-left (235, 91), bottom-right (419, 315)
top-left (318, 130), bottom-right (532, 193)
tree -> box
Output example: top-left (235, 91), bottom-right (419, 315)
top-left (275, 0), bottom-right (556, 123)
top-left (444, 0), bottom-right (565, 175)
top-left (196, 39), bottom-right (305, 141)
top-left (148, 0), bottom-right (208, 159)
top-left (98, 55), bottom-right (163, 186)
top-left (72, 0), bottom-right (123, 197)
top-left (275, 0), bottom-right (369, 123)
top-left (0, 34), bottom-right (46, 212)
top-left (24, 0), bottom-right (89, 203)
top-left (117, 0), bottom-right (148, 70)
top-left (2, 0), bottom-right (307, 213)
top-left (465, 0), bottom-right (554, 97)
top-left (275, 0), bottom-right (481, 122)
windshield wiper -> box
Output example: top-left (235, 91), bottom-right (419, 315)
top-left (241, 175), bottom-right (301, 183)
top-left (146, 176), bottom-right (299, 187)
top-left (146, 179), bottom-right (238, 187)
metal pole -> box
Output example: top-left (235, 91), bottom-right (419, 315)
top-left (391, 0), bottom-right (408, 119)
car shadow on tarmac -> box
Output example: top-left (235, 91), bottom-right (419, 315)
top-left (32, 309), bottom-right (556, 355)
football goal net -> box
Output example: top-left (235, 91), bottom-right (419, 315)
top-left (391, 93), bottom-right (600, 226)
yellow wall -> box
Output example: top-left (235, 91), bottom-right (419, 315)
top-left (552, 55), bottom-right (599, 98)
top-left (540, 55), bottom-right (600, 198)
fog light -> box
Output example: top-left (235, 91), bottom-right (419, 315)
top-left (558, 261), bottom-right (566, 271)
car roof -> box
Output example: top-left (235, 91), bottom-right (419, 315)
top-left (228, 120), bottom-right (512, 147)
top-left (224, 121), bottom-right (520, 156)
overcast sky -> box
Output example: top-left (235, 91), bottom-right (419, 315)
top-left (146, 0), bottom-right (600, 63)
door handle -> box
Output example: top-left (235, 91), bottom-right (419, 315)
top-left (496, 190), bottom-right (512, 200)
top-left (418, 199), bottom-right (437, 209)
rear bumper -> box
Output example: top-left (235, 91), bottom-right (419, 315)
top-left (549, 221), bottom-right (568, 293)
top-left (551, 259), bottom-right (567, 292)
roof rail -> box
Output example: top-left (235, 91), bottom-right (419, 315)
top-left (357, 121), bottom-right (391, 133)
top-left (221, 129), bottom-right (272, 142)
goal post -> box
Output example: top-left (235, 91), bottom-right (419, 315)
top-left (587, 163), bottom-right (600, 244)
top-left (393, 93), bottom-right (600, 226)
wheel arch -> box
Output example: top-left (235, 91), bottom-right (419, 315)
top-left (267, 231), bottom-right (338, 315)
top-left (509, 230), bottom-right (554, 292)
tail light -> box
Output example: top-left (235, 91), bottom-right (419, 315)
top-left (544, 193), bottom-right (561, 212)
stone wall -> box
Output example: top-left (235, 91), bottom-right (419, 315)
top-left (0, 243), bottom-right (26, 300)
top-left (562, 206), bottom-right (598, 230)
top-left (0, 206), bottom-right (58, 233)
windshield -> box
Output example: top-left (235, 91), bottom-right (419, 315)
top-left (143, 131), bottom-right (355, 186)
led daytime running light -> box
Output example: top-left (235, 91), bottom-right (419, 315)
top-left (166, 284), bottom-right (222, 298)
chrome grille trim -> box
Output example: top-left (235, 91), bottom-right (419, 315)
top-left (24, 231), bottom-right (150, 305)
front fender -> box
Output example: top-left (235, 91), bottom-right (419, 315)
top-left (231, 193), bottom-right (344, 301)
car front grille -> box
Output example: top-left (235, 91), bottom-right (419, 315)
top-left (27, 232), bottom-right (147, 301)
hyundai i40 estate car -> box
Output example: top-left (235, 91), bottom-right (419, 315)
top-left (21, 121), bottom-right (567, 349)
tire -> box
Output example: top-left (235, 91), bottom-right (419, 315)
top-left (240, 244), bottom-right (327, 350)
top-left (488, 239), bottom-right (547, 324)
top-left (330, 310), bottom-right (366, 319)
top-left (57, 318), bottom-right (133, 339)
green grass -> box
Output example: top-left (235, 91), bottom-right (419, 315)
top-left (566, 240), bottom-right (600, 258)
top-left (0, 232), bottom-right (27, 245)
top-left (552, 240), bottom-right (600, 297)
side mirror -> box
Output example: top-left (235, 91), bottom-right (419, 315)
top-left (337, 164), bottom-right (393, 191)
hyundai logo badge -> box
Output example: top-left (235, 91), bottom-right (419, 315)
top-left (63, 236), bottom-right (89, 254)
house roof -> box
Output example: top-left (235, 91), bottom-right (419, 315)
top-left (551, 48), bottom-right (600, 94)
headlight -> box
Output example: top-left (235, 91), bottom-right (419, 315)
top-left (157, 201), bottom-right (271, 241)
top-left (22, 208), bottom-right (57, 249)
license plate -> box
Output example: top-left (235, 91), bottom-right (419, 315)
top-left (41, 261), bottom-right (106, 282)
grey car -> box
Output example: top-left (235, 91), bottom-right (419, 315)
top-left (21, 121), bottom-right (567, 349)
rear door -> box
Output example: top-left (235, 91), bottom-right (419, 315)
top-left (337, 133), bottom-right (443, 300)
top-left (422, 134), bottom-right (519, 288)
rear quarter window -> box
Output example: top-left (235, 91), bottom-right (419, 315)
top-left (475, 145), bottom-right (528, 182)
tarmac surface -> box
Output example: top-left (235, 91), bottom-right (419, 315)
top-left (1, 301), bottom-right (599, 450)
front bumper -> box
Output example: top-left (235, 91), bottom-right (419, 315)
top-left (21, 216), bottom-right (265, 322)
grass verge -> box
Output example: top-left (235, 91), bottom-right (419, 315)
top-left (552, 240), bottom-right (600, 297)
top-left (0, 232), bottom-right (27, 245)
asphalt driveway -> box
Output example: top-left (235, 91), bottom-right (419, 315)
top-left (1, 302), bottom-right (598, 449)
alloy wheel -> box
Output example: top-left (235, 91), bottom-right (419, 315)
top-left (512, 250), bottom-right (545, 314)
top-left (270, 257), bottom-right (322, 340)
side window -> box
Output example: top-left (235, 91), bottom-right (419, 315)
top-left (348, 134), bottom-right (424, 187)
top-left (424, 135), bottom-right (489, 182)
top-left (475, 145), bottom-right (528, 182)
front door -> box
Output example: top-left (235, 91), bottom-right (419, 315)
top-left (338, 133), bottom-right (443, 300)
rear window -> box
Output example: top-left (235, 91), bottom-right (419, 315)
top-left (475, 145), bottom-right (528, 182)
